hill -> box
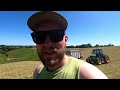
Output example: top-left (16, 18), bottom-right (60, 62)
top-left (0, 48), bottom-right (39, 64)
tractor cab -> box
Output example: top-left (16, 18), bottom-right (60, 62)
top-left (92, 49), bottom-right (103, 58)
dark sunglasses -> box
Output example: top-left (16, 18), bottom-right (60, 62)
top-left (31, 29), bottom-right (65, 44)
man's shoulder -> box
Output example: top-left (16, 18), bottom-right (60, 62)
top-left (68, 56), bottom-right (85, 62)
top-left (36, 62), bottom-right (44, 71)
top-left (33, 62), bottom-right (44, 79)
top-left (67, 56), bottom-right (86, 65)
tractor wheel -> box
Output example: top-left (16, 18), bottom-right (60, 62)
top-left (96, 58), bottom-right (102, 65)
top-left (86, 57), bottom-right (90, 63)
top-left (101, 58), bottom-right (106, 64)
top-left (105, 55), bottom-right (110, 63)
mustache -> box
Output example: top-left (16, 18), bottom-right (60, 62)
top-left (43, 46), bottom-right (58, 52)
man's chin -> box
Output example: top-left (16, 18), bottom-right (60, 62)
top-left (44, 59), bottom-right (58, 67)
top-left (50, 59), bottom-right (58, 64)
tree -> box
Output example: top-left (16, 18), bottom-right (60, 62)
top-left (94, 44), bottom-right (99, 47)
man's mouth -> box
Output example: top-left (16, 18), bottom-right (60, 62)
top-left (44, 52), bottom-right (56, 55)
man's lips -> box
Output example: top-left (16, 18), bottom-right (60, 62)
top-left (44, 52), bottom-right (55, 55)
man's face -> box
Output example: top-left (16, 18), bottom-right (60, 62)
top-left (35, 21), bottom-right (68, 67)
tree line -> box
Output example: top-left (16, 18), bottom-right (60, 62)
top-left (67, 43), bottom-right (114, 48)
top-left (0, 45), bottom-right (36, 54)
top-left (0, 43), bottom-right (114, 54)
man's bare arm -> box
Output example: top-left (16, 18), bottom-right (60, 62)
top-left (80, 62), bottom-right (108, 79)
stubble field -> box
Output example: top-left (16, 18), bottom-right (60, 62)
top-left (0, 46), bottom-right (120, 79)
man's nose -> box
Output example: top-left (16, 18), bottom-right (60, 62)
top-left (44, 36), bottom-right (53, 46)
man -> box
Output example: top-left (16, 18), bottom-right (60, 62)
top-left (27, 11), bottom-right (108, 79)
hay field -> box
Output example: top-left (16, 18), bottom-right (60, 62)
top-left (78, 46), bottom-right (120, 79)
top-left (0, 46), bottom-right (120, 79)
top-left (0, 61), bottom-right (39, 79)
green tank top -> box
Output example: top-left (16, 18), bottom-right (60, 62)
top-left (36, 56), bottom-right (85, 79)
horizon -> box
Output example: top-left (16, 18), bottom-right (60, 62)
top-left (0, 43), bottom-right (117, 47)
top-left (0, 11), bottom-right (120, 46)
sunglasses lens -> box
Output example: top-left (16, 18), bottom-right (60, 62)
top-left (31, 32), bottom-right (45, 44)
top-left (50, 30), bottom-right (64, 42)
top-left (31, 29), bottom-right (65, 44)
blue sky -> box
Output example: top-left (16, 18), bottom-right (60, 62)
top-left (0, 11), bottom-right (120, 46)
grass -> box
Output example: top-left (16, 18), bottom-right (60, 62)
top-left (0, 46), bottom-right (120, 79)
top-left (0, 48), bottom-right (39, 64)
top-left (0, 54), bottom-right (7, 64)
top-left (96, 61), bottom-right (120, 79)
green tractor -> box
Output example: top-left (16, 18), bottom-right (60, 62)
top-left (86, 49), bottom-right (110, 65)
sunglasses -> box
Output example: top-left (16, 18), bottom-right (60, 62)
top-left (31, 29), bottom-right (65, 44)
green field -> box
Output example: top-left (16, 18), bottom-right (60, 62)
top-left (0, 48), bottom-right (39, 64)
top-left (0, 46), bottom-right (120, 79)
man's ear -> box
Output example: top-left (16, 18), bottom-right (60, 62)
top-left (65, 35), bottom-right (68, 42)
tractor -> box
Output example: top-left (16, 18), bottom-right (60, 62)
top-left (66, 50), bottom-right (83, 59)
top-left (86, 49), bottom-right (110, 65)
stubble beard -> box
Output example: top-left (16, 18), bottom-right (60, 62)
top-left (37, 46), bottom-right (66, 67)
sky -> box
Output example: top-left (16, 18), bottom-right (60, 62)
top-left (0, 11), bottom-right (120, 46)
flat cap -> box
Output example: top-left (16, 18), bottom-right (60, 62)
top-left (27, 11), bottom-right (68, 31)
